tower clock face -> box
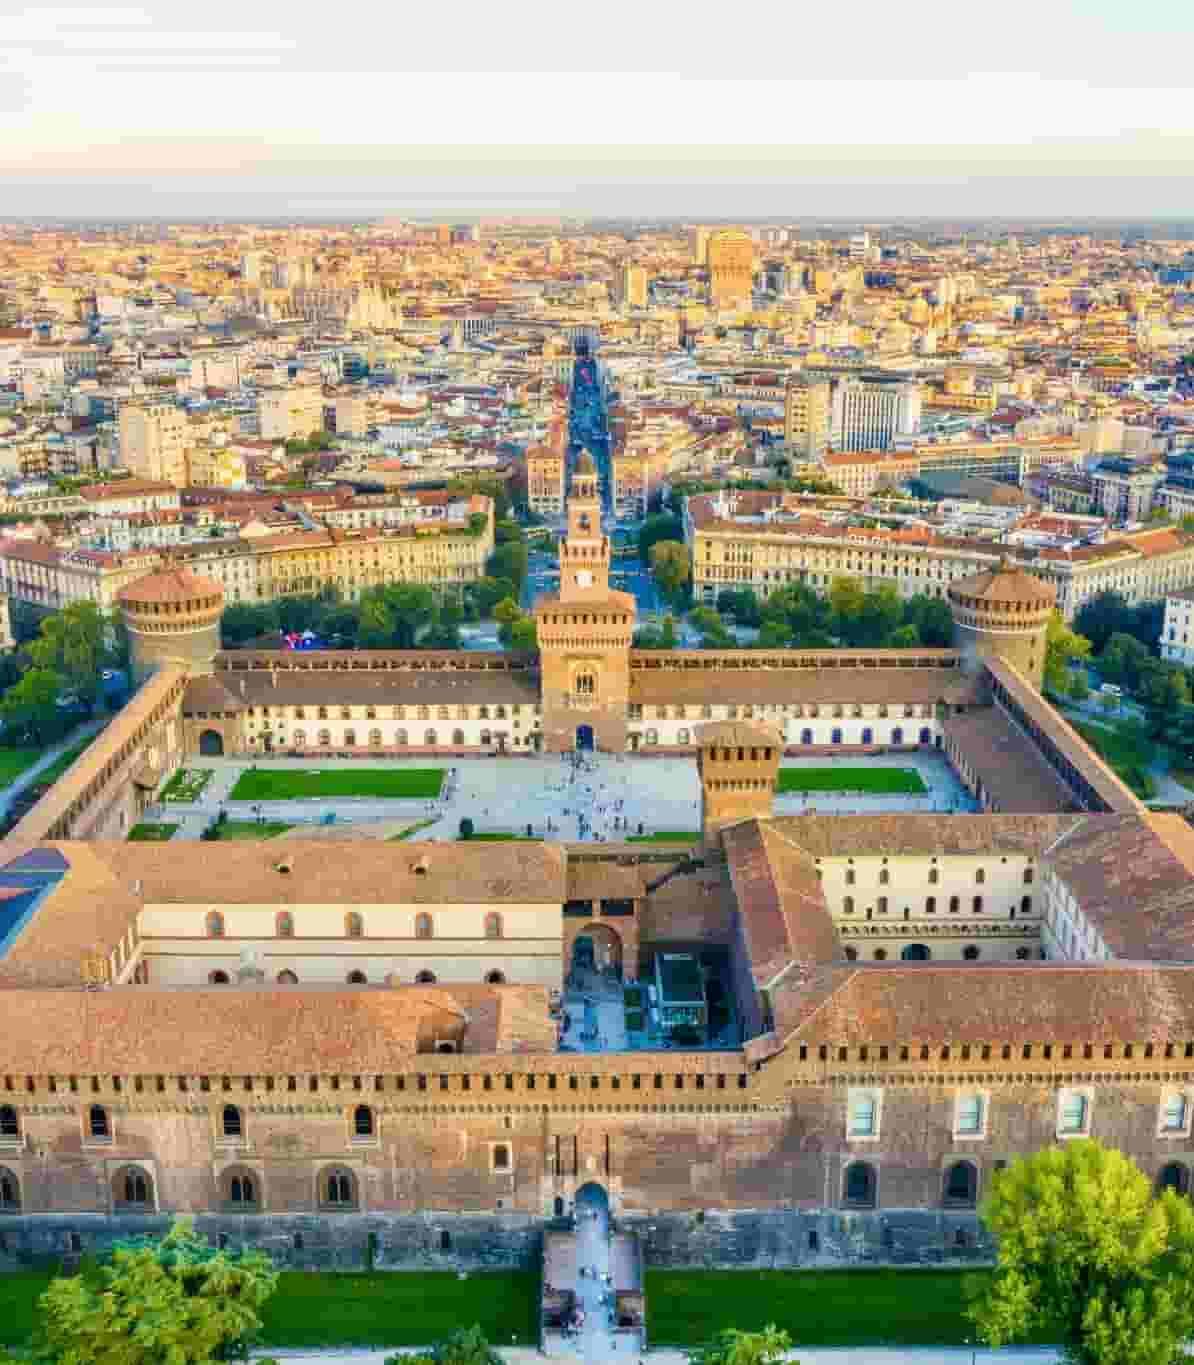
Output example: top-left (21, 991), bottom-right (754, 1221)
top-left (576, 570), bottom-right (593, 588)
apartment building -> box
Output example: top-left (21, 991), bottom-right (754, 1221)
top-left (257, 384), bottom-right (328, 441)
top-left (118, 402), bottom-right (187, 486)
top-left (830, 376), bottom-right (921, 452)
top-left (1161, 589), bottom-right (1194, 667)
top-left (526, 444), bottom-right (566, 517)
top-left (612, 264), bottom-right (647, 311)
top-left (783, 377), bottom-right (832, 459)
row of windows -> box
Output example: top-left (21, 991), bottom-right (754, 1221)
top-left (246, 704), bottom-right (531, 721)
top-left (844, 1089), bottom-right (1193, 1142)
top-left (843, 945), bottom-right (1035, 962)
top-left (205, 912), bottom-right (506, 940)
top-left (841, 868), bottom-right (1033, 887)
top-left (840, 896), bottom-right (1033, 916)
top-left (206, 968), bottom-right (507, 986)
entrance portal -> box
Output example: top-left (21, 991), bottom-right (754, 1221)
top-left (901, 943), bottom-right (931, 961)
top-left (575, 724), bottom-right (594, 752)
top-left (569, 923), bottom-right (623, 985)
top-left (574, 1182), bottom-right (609, 1217)
top-left (198, 729), bottom-right (224, 757)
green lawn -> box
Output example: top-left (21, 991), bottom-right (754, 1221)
top-left (212, 820), bottom-right (294, 840)
top-left (229, 767), bottom-right (445, 802)
top-left (128, 822), bottom-right (179, 842)
top-left (1070, 720), bottom-right (1156, 800)
top-left (32, 735), bottom-right (97, 789)
top-left (388, 818), bottom-right (438, 841)
top-left (0, 749), bottom-right (45, 790)
top-left (776, 767), bottom-right (927, 796)
top-left (0, 1269), bottom-right (538, 1351)
top-left (461, 832), bottom-right (542, 842)
top-left (646, 1268), bottom-right (1000, 1347)
top-left (158, 767), bottom-right (214, 802)
top-left (626, 831), bottom-right (700, 843)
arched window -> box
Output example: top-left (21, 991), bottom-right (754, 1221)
top-left (396, 729), bottom-right (408, 746)
top-left (346, 970), bottom-right (367, 984)
top-left (1023, 867), bottom-right (1034, 885)
top-left (206, 911), bottom-right (225, 938)
top-left (276, 911), bottom-right (294, 938)
top-left (575, 674), bottom-right (595, 696)
top-left (116, 1165), bottom-right (153, 1207)
top-left (1159, 1162), bottom-right (1190, 1196)
top-left (485, 969), bottom-right (506, 984)
top-left (801, 728), bottom-right (813, 745)
top-left (928, 867), bottom-right (939, 884)
top-left (369, 729), bottom-right (382, 748)
top-left (844, 947), bottom-right (858, 961)
top-left (843, 1161), bottom-right (876, 1207)
top-left (861, 727), bottom-right (873, 744)
top-left (973, 896), bottom-right (984, 914)
top-left (0, 1106), bottom-right (18, 1141)
top-left (318, 729), bottom-right (331, 747)
top-left (1015, 946), bottom-right (1032, 960)
top-left (891, 727), bottom-right (903, 745)
top-left (919, 727), bottom-right (931, 744)
top-left (345, 912), bottom-right (364, 939)
top-left (415, 970), bottom-right (437, 984)
top-left (963, 945), bottom-right (980, 960)
top-left (843, 896), bottom-right (854, 914)
top-left (88, 1105), bottom-right (111, 1141)
top-left (320, 1166), bottom-right (357, 1208)
top-left (492, 1143), bottom-right (511, 1171)
top-left (276, 969), bottom-right (298, 984)
top-left (222, 1105), bottom-right (242, 1139)
top-left (943, 1161), bottom-right (978, 1207)
top-left (0, 1167), bottom-right (19, 1210)
top-left (949, 895), bottom-right (960, 913)
top-left (879, 868), bottom-right (890, 885)
top-left (344, 729), bottom-right (357, 748)
top-left (831, 728), bottom-right (843, 745)
top-left (480, 730), bottom-right (492, 747)
top-left (877, 896), bottom-right (888, 914)
top-left (484, 912), bottom-right (502, 940)
top-left (452, 729), bottom-right (465, 746)
top-left (353, 1105), bottom-right (375, 1140)
top-left (293, 729), bottom-right (306, 749)
top-left (226, 1170), bottom-right (257, 1207)
top-left (208, 970), bottom-right (230, 985)
top-left (415, 913), bottom-right (433, 940)
top-left (925, 897), bottom-right (936, 914)
top-left (975, 867), bottom-right (986, 884)
top-left (1021, 895), bottom-right (1032, 914)
top-left (873, 948), bottom-right (887, 961)
top-left (425, 729), bottom-right (438, 747)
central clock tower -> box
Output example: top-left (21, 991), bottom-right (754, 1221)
top-left (535, 453), bottom-right (636, 752)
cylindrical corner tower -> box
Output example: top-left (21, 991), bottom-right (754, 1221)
top-left (119, 565), bottom-right (224, 685)
top-left (948, 559), bottom-right (1055, 691)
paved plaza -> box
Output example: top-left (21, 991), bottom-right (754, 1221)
top-left (259, 1347), bottom-right (1058, 1364)
top-left (146, 750), bottom-right (978, 842)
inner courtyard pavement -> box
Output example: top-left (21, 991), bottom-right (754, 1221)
top-left (146, 750), bottom-right (978, 842)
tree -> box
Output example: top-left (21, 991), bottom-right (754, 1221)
top-left (0, 668), bottom-right (67, 747)
top-left (828, 574), bottom-right (867, 636)
top-left (1099, 633), bottom-right (1154, 693)
top-left (716, 589), bottom-right (762, 627)
top-left (1069, 669), bottom-right (1091, 703)
top-left (649, 540), bottom-right (691, 603)
top-left (688, 1324), bottom-right (794, 1365)
top-left (34, 1215), bottom-right (278, 1365)
top-left (968, 1139), bottom-right (1194, 1365)
top-left (29, 601), bottom-right (110, 709)
top-left (459, 817), bottom-right (474, 840)
top-left (487, 541), bottom-right (529, 597)
top-left (1138, 662), bottom-right (1189, 739)
top-left (388, 1326), bottom-right (504, 1365)
top-left (755, 619), bottom-right (795, 649)
top-left (638, 512), bottom-right (683, 563)
top-left (688, 606), bottom-right (735, 649)
top-left (1044, 613), bottom-right (1092, 696)
top-left (634, 615), bottom-right (678, 649)
top-left (904, 593), bottom-right (955, 648)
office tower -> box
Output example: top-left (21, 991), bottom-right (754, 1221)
top-left (612, 263), bottom-right (647, 311)
top-left (706, 229), bottom-right (754, 309)
top-left (118, 402), bottom-right (188, 486)
top-left (689, 226), bottom-right (710, 266)
top-left (830, 377), bottom-right (922, 452)
top-left (784, 377), bottom-right (831, 459)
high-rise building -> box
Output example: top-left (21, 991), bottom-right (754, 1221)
top-left (848, 231), bottom-right (871, 262)
top-left (118, 402), bottom-right (188, 487)
top-left (706, 229), bottom-right (754, 310)
top-left (688, 226), bottom-right (710, 266)
top-left (830, 377), bottom-right (922, 452)
top-left (258, 385), bottom-right (328, 442)
top-left (783, 377), bottom-right (832, 459)
top-left (612, 263), bottom-right (647, 311)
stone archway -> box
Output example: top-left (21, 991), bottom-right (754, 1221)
top-left (198, 729), bottom-right (224, 757)
top-left (575, 724), bottom-right (595, 752)
top-left (901, 943), bottom-right (931, 961)
top-left (568, 921), bottom-right (623, 985)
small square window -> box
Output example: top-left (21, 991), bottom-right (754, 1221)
top-left (847, 1090), bottom-right (879, 1139)
top-left (1058, 1089), bottom-right (1091, 1137)
top-left (1162, 1093), bottom-right (1190, 1135)
top-left (955, 1093), bottom-right (985, 1137)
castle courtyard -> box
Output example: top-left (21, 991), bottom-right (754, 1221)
top-left (145, 748), bottom-right (978, 843)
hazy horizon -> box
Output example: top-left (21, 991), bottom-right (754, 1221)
top-left (2, 3), bottom-right (1193, 219)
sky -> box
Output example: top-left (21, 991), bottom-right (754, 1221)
top-left (1, 1), bottom-right (1193, 219)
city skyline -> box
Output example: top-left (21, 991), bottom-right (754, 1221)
top-left (2, 2), bottom-right (1194, 216)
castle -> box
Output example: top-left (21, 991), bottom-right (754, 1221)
top-left (0, 463), bottom-right (1192, 1275)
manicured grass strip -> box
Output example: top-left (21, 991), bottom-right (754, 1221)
top-left (646, 1268), bottom-right (1000, 1347)
top-left (0, 1270), bottom-right (53, 1345)
top-left (36, 736), bottom-right (96, 788)
top-left (258, 1270), bottom-right (539, 1348)
top-left (229, 767), bottom-right (445, 801)
top-left (389, 818), bottom-right (438, 841)
top-left (128, 822), bottom-right (179, 842)
top-left (0, 749), bottom-right (45, 790)
top-left (626, 831), bottom-right (700, 843)
top-left (159, 767), bottom-right (214, 802)
top-left (777, 766), bottom-right (927, 796)
top-left (0, 1269), bottom-right (538, 1351)
top-left (461, 832), bottom-right (542, 842)
top-left (212, 820), bottom-right (294, 840)
top-left (1070, 719), bottom-right (1156, 801)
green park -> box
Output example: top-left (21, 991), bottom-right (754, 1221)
top-left (229, 766), bottom-right (445, 801)
top-left (776, 766), bottom-right (927, 795)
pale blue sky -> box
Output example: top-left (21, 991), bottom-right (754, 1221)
top-left (1, 2), bottom-right (1192, 216)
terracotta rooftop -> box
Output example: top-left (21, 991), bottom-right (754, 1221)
top-left (118, 564), bottom-right (223, 607)
top-left (695, 720), bottom-right (782, 748)
top-left (949, 559), bottom-right (1056, 608)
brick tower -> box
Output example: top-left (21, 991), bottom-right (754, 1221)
top-left (119, 564), bottom-right (224, 686)
top-left (535, 453), bottom-right (636, 752)
top-left (696, 720), bottom-right (782, 855)
top-left (948, 558), bottom-right (1056, 692)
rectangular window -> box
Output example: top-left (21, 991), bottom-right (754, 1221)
top-left (1164, 1094), bottom-right (1189, 1133)
top-left (955, 1094), bottom-right (984, 1136)
top-left (1059, 1091), bottom-right (1089, 1135)
top-left (848, 1093), bottom-right (877, 1138)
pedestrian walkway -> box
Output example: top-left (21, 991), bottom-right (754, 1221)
top-left (0, 715), bottom-right (106, 818)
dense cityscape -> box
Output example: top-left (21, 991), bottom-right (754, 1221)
top-left (0, 211), bottom-right (1192, 1362)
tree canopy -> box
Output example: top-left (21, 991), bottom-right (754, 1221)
top-left (969, 1139), bottom-right (1194, 1365)
top-left (650, 540), bottom-right (691, 604)
top-left (1043, 612), bottom-right (1093, 696)
top-left (32, 1215), bottom-right (278, 1365)
top-left (687, 1324), bottom-right (794, 1365)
